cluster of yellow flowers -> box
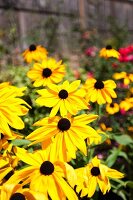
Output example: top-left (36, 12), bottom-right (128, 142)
top-left (0, 44), bottom-right (124, 200)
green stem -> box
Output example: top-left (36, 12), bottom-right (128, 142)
top-left (96, 103), bottom-right (100, 116)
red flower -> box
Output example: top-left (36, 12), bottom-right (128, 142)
top-left (119, 45), bottom-right (133, 62)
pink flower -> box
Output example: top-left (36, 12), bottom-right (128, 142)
top-left (85, 46), bottom-right (98, 57)
top-left (120, 108), bottom-right (126, 115)
top-left (87, 71), bottom-right (94, 79)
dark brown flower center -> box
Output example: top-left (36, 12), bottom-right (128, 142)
top-left (106, 45), bottom-right (112, 50)
top-left (42, 68), bottom-right (52, 78)
top-left (57, 118), bottom-right (71, 131)
top-left (29, 44), bottom-right (36, 51)
top-left (40, 161), bottom-right (54, 175)
top-left (10, 193), bottom-right (26, 200)
top-left (94, 81), bottom-right (104, 89)
top-left (110, 103), bottom-right (114, 107)
top-left (91, 167), bottom-right (100, 176)
top-left (58, 89), bottom-right (68, 99)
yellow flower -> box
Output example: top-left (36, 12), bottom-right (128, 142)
top-left (84, 78), bottom-right (117, 104)
top-left (113, 72), bottom-right (133, 85)
top-left (22, 44), bottom-right (48, 63)
top-left (0, 131), bottom-right (22, 152)
top-left (26, 114), bottom-right (99, 161)
top-left (0, 183), bottom-right (47, 200)
top-left (0, 84), bottom-right (30, 137)
top-left (99, 123), bottom-right (112, 132)
top-left (27, 58), bottom-right (65, 87)
top-left (98, 116), bottom-right (112, 132)
top-left (87, 129), bottom-right (107, 145)
top-left (76, 156), bottom-right (124, 198)
top-left (36, 80), bottom-right (88, 117)
top-left (0, 152), bottom-right (19, 184)
top-left (8, 148), bottom-right (78, 200)
top-left (106, 102), bottom-right (119, 115)
top-left (119, 98), bottom-right (133, 113)
top-left (99, 45), bottom-right (120, 59)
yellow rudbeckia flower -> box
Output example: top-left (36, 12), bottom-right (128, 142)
top-left (8, 147), bottom-right (78, 200)
top-left (22, 44), bottom-right (48, 63)
top-left (36, 80), bottom-right (88, 117)
top-left (26, 114), bottom-right (99, 161)
top-left (113, 72), bottom-right (133, 85)
top-left (0, 84), bottom-right (30, 137)
top-left (0, 131), bottom-right (22, 152)
top-left (0, 152), bottom-right (19, 184)
top-left (76, 156), bottom-right (124, 198)
top-left (99, 45), bottom-right (120, 59)
top-left (0, 183), bottom-right (47, 200)
top-left (84, 78), bottom-right (117, 105)
top-left (106, 102), bottom-right (119, 115)
top-left (119, 98), bottom-right (133, 114)
top-left (27, 58), bottom-right (65, 87)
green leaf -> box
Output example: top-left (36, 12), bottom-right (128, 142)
top-left (106, 148), bottom-right (120, 167)
top-left (11, 139), bottom-right (31, 146)
top-left (113, 134), bottom-right (133, 145)
top-left (118, 151), bottom-right (128, 161)
top-left (124, 181), bottom-right (133, 188)
top-left (117, 191), bottom-right (127, 200)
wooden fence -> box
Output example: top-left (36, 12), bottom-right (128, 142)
top-left (0, 0), bottom-right (133, 56)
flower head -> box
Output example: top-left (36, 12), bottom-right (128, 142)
top-left (84, 78), bottom-right (117, 104)
top-left (27, 58), bottom-right (65, 87)
top-left (119, 98), bottom-right (133, 114)
top-left (119, 45), bottom-right (133, 62)
top-left (36, 80), bottom-right (88, 117)
top-left (8, 148), bottom-right (78, 200)
top-left (106, 102), bottom-right (119, 115)
top-left (113, 72), bottom-right (133, 85)
top-left (0, 130), bottom-right (22, 152)
top-left (99, 45), bottom-right (120, 59)
top-left (0, 152), bottom-right (19, 184)
top-left (85, 46), bottom-right (98, 57)
top-left (0, 84), bottom-right (30, 137)
top-left (76, 156), bottom-right (124, 198)
top-left (0, 183), bottom-right (46, 200)
top-left (26, 114), bottom-right (99, 161)
top-left (22, 44), bottom-right (48, 63)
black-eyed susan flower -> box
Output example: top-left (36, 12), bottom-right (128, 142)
top-left (36, 80), bottom-right (88, 117)
top-left (76, 156), bottom-right (124, 198)
top-left (106, 102), bottom-right (119, 115)
top-left (26, 114), bottom-right (99, 161)
top-left (113, 72), bottom-right (133, 85)
top-left (22, 44), bottom-right (48, 63)
top-left (9, 148), bottom-right (78, 200)
top-left (87, 129), bottom-right (107, 145)
top-left (119, 98), bottom-right (133, 114)
top-left (84, 78), bottom-right (117, 105)
top-left (27, 58), bottom-right (65, 87)
top-left (0, 183), bottom-right (46, 200)
top-left (0, 84), bottom-right (30, 137)
top-left (0, 130), bottom-right (22, 152)
top-left (99, 45), bottom-right (120, 59)
top-left (98, 116), bottom-right (112, 132)
top-left (0, 152), bottom-right (19, 184)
